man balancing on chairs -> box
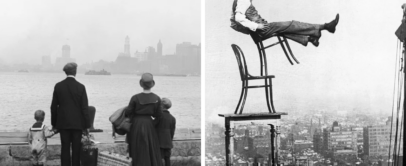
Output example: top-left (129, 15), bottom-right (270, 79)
top-left (230, 0), bottom-right (339, 47)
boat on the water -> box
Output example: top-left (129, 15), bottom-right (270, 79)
top-left (137, 73), bottom-right (187, 77)
top-left (85, 69), bottom-right (111, 75)
top-left (17, 69), bottom-right (29, 73)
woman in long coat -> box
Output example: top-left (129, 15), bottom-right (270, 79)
top-left (125, 73), bottom-right (163, 166)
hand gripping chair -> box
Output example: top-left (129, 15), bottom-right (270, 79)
top-left (231, 44), bottom-right (276, 114)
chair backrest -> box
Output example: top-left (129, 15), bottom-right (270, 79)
top-left (231, 44), bottom-right (249, 81)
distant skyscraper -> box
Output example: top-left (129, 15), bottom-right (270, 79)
top-left (56, 44), bottom-right (75, 69)
top-left (157, 40), bottom-right (162, 56)
top-left (124, 36), bottom-right (130, 56)
top-left (148, 46), bottom-right (156, 59)
top-left (62, 45), bottom-right (70, 58)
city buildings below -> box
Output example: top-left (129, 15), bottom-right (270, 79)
top-left (368, 117), bottom-right (404, 157)
top-left (293, 140), bottom-right (313, 153)
top-left (327, 121), bottom-right (358, 158)
top-left (351, 126), bottom-right (365, 156)
top-left (206, 112), bottom-right (402, 166)
top-left (313, 129), bottom-right (323, 154)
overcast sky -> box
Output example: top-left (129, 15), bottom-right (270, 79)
top-left (0, 0), bottom-right (201, 65)
top-left (206, 0), bottom-right (405, 123)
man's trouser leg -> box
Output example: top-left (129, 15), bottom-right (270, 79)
top-left (281, 21), bottom-right (322, 36)
top-left (164, 156), bottom-right (170, 166)
top-left (161, 148), bottom-right (171, 166)
top-left (257, 21), bottom-right (322, 46)
top-left (60, 129), bottom-right (82, 166)
top-left (60, 130), bottom-right (72, 166)
top-left (71, 130), bottom-right (82, 166)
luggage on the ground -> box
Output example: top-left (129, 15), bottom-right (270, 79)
top-left (81, 134), bottom-right (98, 166)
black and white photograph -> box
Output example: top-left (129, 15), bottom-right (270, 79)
top-left (205, 0), bottom-right (404, 165)
top-left (0, 0), bottom-right (201, 166)
top-left (1, 0), bottom-right (406, 166)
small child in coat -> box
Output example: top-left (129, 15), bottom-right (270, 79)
top-left (155, 98), bottom-right (176, 166)
top-left (28, 110), bottom-right (56, 166)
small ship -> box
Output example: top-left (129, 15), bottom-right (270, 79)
top-left (85, 69), bottom-right (111, 75)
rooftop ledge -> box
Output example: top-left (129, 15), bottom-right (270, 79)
top-left (219, 112), bottom-right (288, 121)
top-left (0, 129), bottom-right (200, 145)
top-left (0, 130), bottom-right (201, 166)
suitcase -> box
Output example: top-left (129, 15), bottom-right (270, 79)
top-left (81, 145), bottom-right (98, 166)
top-left (81, 134), bottom-right (98, 166)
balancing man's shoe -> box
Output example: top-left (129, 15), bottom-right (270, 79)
top-left (309, 36), bottom-right (320, 47)
top-left (324, 14), bottom-right (339, 33)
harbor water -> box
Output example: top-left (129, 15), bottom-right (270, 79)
top-left (0, 72), bottom-right (201, 131)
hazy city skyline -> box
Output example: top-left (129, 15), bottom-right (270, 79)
top-left (0, 0), bottom-right (201, 65)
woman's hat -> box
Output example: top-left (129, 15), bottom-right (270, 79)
top-left (140, 73), bottom-right (155, 89)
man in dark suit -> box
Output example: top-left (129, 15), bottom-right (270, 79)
top-left (51, 62), bottom-right (90, 166)
top-left (155, 98), bottom-right (176, 166)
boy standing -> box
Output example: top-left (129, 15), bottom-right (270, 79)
top-left (156, 98), bottom-right (176, 166)
top-left (28, 110), bottom-right (56, 166)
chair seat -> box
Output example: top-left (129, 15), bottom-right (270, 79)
top-left (250, 31), bottom-right (299, 65)
top-left (250, 32), bottom-right (279, 43)
top-left (246, 74), bottom-right (275, 80)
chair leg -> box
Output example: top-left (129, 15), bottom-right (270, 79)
top-left (239, 81), bottom-right (249, 114)
top-left (256, 43), bottom-right (264, 76)
top-left (260, 42), bottom-right (269, 76)
top-left (234, 81), bottom-right (246, 114)
top-left (277, 36), bottom-right (294, 65)
top-left (264, 78), bottom-right (273, 113)
top-left (269, 78), bottom-right (276, 113)
top-left (283, 37), bottom-right (299, 64)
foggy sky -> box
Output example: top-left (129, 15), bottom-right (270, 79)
top-left (205, 0), bottom-right (405, 123)
top-left (0, 0), bottom-right (201, 65)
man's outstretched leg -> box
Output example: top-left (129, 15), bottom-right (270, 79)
top-left (257, 14), bottom-right (339, 47)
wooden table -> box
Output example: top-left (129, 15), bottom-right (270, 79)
top-left (218, 112), bottom-right (287, 166)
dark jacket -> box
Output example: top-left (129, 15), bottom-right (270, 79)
top-left (50, 77), bottom-right (90, 129)
top-left (155, 110), bottom-right (176, 149)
